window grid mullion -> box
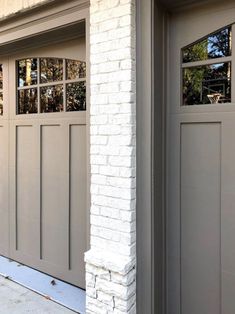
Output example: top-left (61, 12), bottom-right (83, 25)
top-left (16, 57), bottom-right (86, 114)
top-left (182, 56), bottom-right (232, 68)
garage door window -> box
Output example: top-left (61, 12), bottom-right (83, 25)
top-left (17, 58), bottom-right (86, 114)
top-left (182, 26), bottom-right (232, 106)
top-left (0, 65), bottom-right (3, 115)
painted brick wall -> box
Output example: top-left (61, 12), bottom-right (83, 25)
top-left (85, 0), bottom-right (136, 313)
top-left (0, 0), bottom-right (48, 18)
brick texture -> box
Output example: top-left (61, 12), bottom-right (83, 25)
top-left (0, 0), bottom-right (48, 19)
top-left (86, 0), bottom-right (136, 313)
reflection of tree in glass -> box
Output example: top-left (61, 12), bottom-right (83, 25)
top-left (183, 67), bottom-right (205, 105)
top-left (183, 40), bottom-right (207, 63)
top-left (18, 89), bottom-right (38, 114)
top-left (183, 27), bottom-right (231, 62)
top-left (40, 58), bottom-right (63, 83)
top-left (66, 60), bottom-right (86, 80)
top-left (183, 40), bottom-right (208, 104)
top-left (203, 62), bottom-right (231, 103)
top-left (18, 59), bottom-right (37, 87)
top-left (0, 64), bottom-right (3, 115)
top-left (183, 62), bottom-right (231, 105)
top-left (0, 92), bottom-right (3, 115)
top-left (40, 85), bottom-right (63, 112)
top-left (79, 62), bottom-right (86, 78)
top-left (66, 82), bottom-right (86, 111)
top-left (208, 27), bottom-right (231, 58)
top-left (0, 65), bottom-right (3, 90)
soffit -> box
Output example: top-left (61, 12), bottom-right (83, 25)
top-left (0, 21), bottom-right (85, 56)
top-left (0, 0), bottom-right (89, 55)
top-left (160, 0), bottom-right (220, 11)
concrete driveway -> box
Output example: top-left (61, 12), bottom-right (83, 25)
top-left (0, 276), bottom-right (75, 314)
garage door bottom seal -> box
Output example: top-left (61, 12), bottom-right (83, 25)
top-left (0, 255), bottom-right (85, 314)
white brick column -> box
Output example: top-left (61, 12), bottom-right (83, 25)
top-left (0, 0), bottom-right (48, 18)
top-left (85, 0), bottom-right (136, 313)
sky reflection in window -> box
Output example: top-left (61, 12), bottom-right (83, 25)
top-left (182, 27), bottom-right (232, 63)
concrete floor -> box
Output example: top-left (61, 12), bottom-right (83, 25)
top-left (0, 276), bottom-right (75, 314)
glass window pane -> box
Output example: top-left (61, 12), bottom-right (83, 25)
top-left (18, 59), bottom-right (38, 87)
top-left (18, 88), bottom-right (38, 114)
top-left (66, 82), bottom-right (86, 111)
top-left (40, 84), bottom-right (63, 113)
top-left (182, 27), bottom-right (232, 63)
top-left (183, 62), bottom-right (231, 106)
top-left (0, 92), bottom-right (3, 116)
top-left (66, 60), bottom-right (86, 80)
top-left (0, 64), bottom-right (3, 116)
top-left (40, 58), bottom-right (63, 83)
top-left (0, 64), bottom-right (3, 89)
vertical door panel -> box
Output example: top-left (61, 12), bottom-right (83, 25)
top-left (41, 124), bottom-right (68, 268)
top-left (16, 125), bottom-right (40, 258)
top-left (167, 117), bottom-right (181, 314)
top-left (0, 124), bottom-right (9, 255)
top-left (181, 123), bottom-right (221, 314)
top-left (70, 124), bottom-right (87, 278)
top-left (221, 119), bottom-right (235, 313)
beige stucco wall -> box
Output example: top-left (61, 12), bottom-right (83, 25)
top-left (0, 0), bottom-right (49, 19)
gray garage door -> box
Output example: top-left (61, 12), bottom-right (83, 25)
top-left (167, 12), bottom-right (235, 314)
top-left (0, 38), bottom-right (87, 289)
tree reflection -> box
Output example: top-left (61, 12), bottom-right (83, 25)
top-left (40, 85), bottom-right (63, 113)
top-left (183, 27), bottom-right (231, 63)
top-left (18, 89), bottom-right (38, 114)
top-left (17, 57), bottom-right (86, 114)
top-left (183, 62), bottom-right (231, 105)
top-left (66, 82), bottom-right (86, 111)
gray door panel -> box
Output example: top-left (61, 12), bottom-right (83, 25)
top-left (1, 39), bottom-right (88, 289)
top-left (41, 124), bottom-right (68, 267)
top-left (167, 5), bottom-right (235, 312)
top-left (167, 117), bottom-right (223, 314)
top-left (16, 124), bottom-right (40, 257)
top-left (221, 119), bottom-right (235, 313)
top-left (0, 121), bottom-right (9, 256)
top-left (167, 117), bottom-right (181, 314)
top-left (167, 113), bottom-right (235, 313)
top-left (180, 123), bottom-right (221, 314)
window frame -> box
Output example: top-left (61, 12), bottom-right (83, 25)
top-left (16, 57), bottom-right (86, 115)
top-left (181, 25), bottom-right (234, 107)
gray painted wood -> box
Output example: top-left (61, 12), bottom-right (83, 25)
top-left (181, 123), bottom-right (221, 314)
top-left (221, 118), bottom-right (235, 313)
top-left (41, 124), bottom-right (68, 267)
top-left (136, 0), bottom-right (166, 312)
top-left (0, 59), bottom-right (9, 257)
top-left (16, 125), bottom-right (40, 257)
top-left (136, 0), bottom-right (156, 312)
top-left (167, 2), bottom-right (235, 313)
top-left (0, 37), bottom-right (88, 289)
top-left (0, 122), bottom-right (9, 256)
top-left (70, 125), bottom-right (87, 275)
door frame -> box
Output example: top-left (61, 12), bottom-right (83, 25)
top-left (136, 0), bottom-right (167, 313)
top-left (0, 0), bottom-right (90, 272)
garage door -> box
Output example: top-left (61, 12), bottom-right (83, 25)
top-left (0, 38), bottom-right (87, 289)
top-left (167, 9), bottom-right (235, 314)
